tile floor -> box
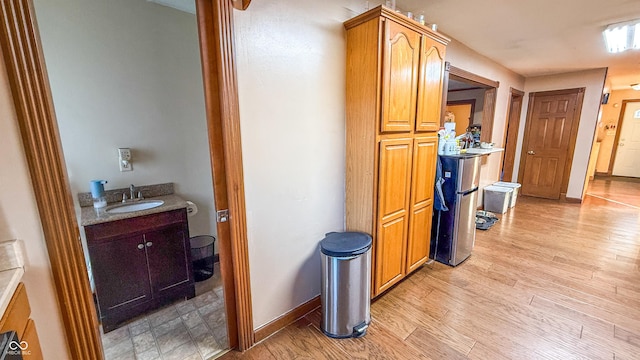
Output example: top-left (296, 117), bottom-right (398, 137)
top-left (101, 263), bottom-right (228, 360)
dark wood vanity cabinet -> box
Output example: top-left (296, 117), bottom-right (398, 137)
top-left (85, 208), bottom-right (195, 332)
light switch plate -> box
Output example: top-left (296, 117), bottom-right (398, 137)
top-left (118, 148), bottom-right (132, 172)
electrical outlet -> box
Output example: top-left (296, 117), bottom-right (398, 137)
top-left (118, 148), bottom-right (132, 172)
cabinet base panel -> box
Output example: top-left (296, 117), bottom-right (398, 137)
top-left (100, 283), bottom-right (195, 333)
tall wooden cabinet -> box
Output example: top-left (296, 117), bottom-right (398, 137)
top-left (344, 6), bottom-right (448, 297)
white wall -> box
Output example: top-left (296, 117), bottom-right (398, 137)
top-left (33, 0), bottom-right (217, 257)
top-left (0, 59), bottom-right (71, 358)
top-left (445, 40), bottom-right (526, 203)
top-left (233, 0), bottom-right (370, 328)
top-left (515, 69), bottom-right (607, 199)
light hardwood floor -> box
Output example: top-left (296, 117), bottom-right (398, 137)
top-left (221, 180), bottom-right (640, 359)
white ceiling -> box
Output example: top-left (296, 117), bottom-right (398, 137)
top-left (402, 0), bottom-right (640, 90)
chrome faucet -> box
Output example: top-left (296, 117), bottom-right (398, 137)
top-left (130, 184), bottom-right (135, 201)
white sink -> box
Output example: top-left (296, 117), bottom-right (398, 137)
top-left (105, 200), bottom-right (165, 214)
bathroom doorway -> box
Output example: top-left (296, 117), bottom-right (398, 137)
top-left (30, 0), bottom-right (233, 358)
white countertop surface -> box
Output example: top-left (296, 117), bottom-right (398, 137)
top-left (80, 194), bottom-right (188, 226)
top-left (465, 147), bottom-right (505, 155)
top-left (0, 239), bottom-right (24, 316)
top-left (0, 267), bottom-right (23, 316)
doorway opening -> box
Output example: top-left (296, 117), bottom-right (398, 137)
top-left (442, 64), bottom-right (498, 145)
top-left (610, 100), bottom-right (640, 177)
top-left (0, 0), bottom-right (254, 358)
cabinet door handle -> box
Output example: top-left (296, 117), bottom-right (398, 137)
top-left (146, 241), bottom-right (153, 247)
top-left (137, 243), bottom-right (144, 250)
top-left (527, 150), bottom-right (535, 155)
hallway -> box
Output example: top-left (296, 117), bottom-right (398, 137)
top-left (222, 180), bottom-right (640, 359)
top-left (586, 176), bottom-right (640, 208)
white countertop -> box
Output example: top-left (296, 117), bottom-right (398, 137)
top-left (0, 267), bottom-right (23, 316)
top-left (0, 239), bottom-right (24, 316)
top-left (465, 147), bottom-right (504, 155)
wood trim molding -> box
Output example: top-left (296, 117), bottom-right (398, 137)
top-left (449, 66), bottom-right (499, 88)
top-left (343, 5), bottom-right (450, 45)
top-left (501, 88), bottom-right (524, 182)
top-left (518, 92), bottom-right (535, 184)
top-left (0, 0), bottom-right (103, 358)
top-left (560, 88), bottom-right (585, 197)
top-left (560, 194), bottom-right (583, 203)
top-left (511, 88), bottom-right (525, 97)
top-left (232, 0), bottom-right (251, 10)
top-left (254, 296), bottom-right (321, 343)
top-left (196, 0), bottom-right (254, 351)
top-left (480, 88), bottom-right (497, 143)
top-left (448, 87), bottom-right (484, 93)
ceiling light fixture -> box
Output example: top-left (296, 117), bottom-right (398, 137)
top-left (603, 19), bottom-right (640, 53)
top-left (631, 84), bottom-right (640, 91)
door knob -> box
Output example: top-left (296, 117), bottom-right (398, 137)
top-left (137, 243), bottom-right (144, 250)
top-left (146, 241), bottom-right (153, 247)
top-left (527, 150), bottom-right (535, 155)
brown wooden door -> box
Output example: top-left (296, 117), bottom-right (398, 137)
top-left (520, 89), bottom-right (582, 199)
top-left (380, 21), bottom-right (420, 133)
top-left (375, 138), bottom-right (412, 295)
top-left (406, 135), bottom-right (437, 273)
top-left (415, 36), bottom-right (446, 132)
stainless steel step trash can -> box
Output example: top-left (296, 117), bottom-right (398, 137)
top-left (320, 231), bottom-right (372, 338)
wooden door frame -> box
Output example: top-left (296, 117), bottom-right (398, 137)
top-left (607, 99), bottom-right (640, 175)
top-left (517, 88), bottom-right (585, 200)
top-left (501, 87), bottom-right (524, 181)
top-left (442, 63), bottom-right (499, 144)
top-left (0, 0), bottom-right (254, 358)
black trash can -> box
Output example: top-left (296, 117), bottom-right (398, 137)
top-left (320, 231), bottom-right (372, 338)
top-left (190, 235), bottom-right (215, 282)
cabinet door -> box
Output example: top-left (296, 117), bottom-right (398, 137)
top-left (381, 20), bottom-right (420, 133)
top-left (22, 319), bottom-right (43, 360)
top-left (374, 138), bottom-right (412, 295)
top-left (145, 224), bottom-right (192, 296)
top-left (90, 235), bottom-right (152, 313)
top-left (415, 36), bottom-right (446, 132)
top-left (406, 135), bottom-right (438, 273)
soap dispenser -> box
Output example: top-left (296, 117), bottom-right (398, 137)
top-left (90, 180), bottom-right (108, 211)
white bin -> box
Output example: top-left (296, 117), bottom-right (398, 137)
top-left (493, 181), bottom-right (522, 208)
top-left (483, 185), bottom-right (513, 214)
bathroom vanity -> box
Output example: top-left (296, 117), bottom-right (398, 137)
top-left (84, 202), bottom-right (194, 332)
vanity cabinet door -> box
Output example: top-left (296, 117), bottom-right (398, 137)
top-left (145, 224), bottom-right (192, 297)
top-left (89, 234), bottom-right (152, 314)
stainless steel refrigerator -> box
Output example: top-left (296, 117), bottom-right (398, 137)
top-left (431, 154), bottom-right (481, 266)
